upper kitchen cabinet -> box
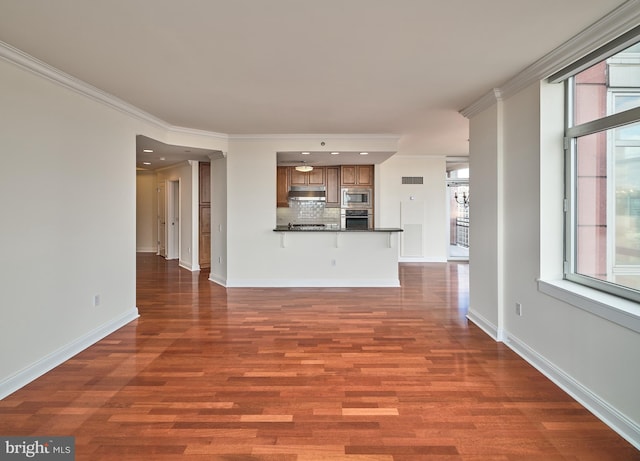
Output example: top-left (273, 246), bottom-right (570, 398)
top-left (276, 166), bottom-right (289, 207)
top-left (341, 165), bottom-right (373, 186)
top-left (277, 166), bottom-right (340, 208)
top-left (325, 166), bottom-right (340, 208)
top-left (290, 167), bottom-right (325, 186)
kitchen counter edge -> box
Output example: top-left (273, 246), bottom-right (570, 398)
top-left (273, 227), bottom-right (403, 232)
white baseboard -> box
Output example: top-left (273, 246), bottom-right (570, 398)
top-left (505, 332), bottom-right (640, 451)
top-left (466, 309), bottom-right (502, 341)
top-left (468, 313), bottom-right (640, 449)
top-left (209, 273), bottom-right (227, 287)
top-left (179, 260), bottom-right (200, 272)
top-left (136, 247), bottom-right (156, 253)
top-left (0, 307), bottom-right (139, 400)
top-left (399, 257), bottom-right (447, 263)
top-left (224, 278), bottom-right (401, 287)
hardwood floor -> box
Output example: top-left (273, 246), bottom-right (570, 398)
top-left (1, 254), bottom-right (638, 460)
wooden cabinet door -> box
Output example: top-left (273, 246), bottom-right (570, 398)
top-left (356, 165), bottom-right (373, 185)
top-left (199, 162), bottom-right (211, 269)
top-left (199, 206), bottom-right (211, 268)
top-left (341, 165), bottom-right (357, 185)
top-left (341, 165), bottom-right (373, 186)
top-left (308, 167), bottom-right (325, 185)
top-left (289, 168), bottom-right (308, 185)
top-left (290, 166), bottom-right (325, 186)
top-left (276, 166), bottom-right (289, 207)
top-left (325, 167), bottom-right (340, 207)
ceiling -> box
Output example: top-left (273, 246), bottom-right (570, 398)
top-left (136, 135), bottom-right (222, 170)
top-left (277, 151), bottom-right (395, 168)
top-left (0, 0), bottom-right (629, 159)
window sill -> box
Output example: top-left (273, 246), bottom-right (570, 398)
top-left (538, 279), bottom-right (640, 334)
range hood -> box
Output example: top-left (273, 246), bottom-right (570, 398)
top-left (288, 185), bottom-right (326, 201)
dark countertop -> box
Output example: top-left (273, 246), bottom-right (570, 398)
top-left (274, 226), bottom-right (403, 232)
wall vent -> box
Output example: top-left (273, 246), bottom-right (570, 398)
top-left (402, 176), bottom-right (424, 184)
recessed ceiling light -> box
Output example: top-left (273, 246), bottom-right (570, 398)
top-left (142, 162), bottom-right (151, 165)
top-left (301, 152), bottom-right (310, 155)
top-left (331, 152), bottom-right (340, 155)
top-left (143, 149), bottom-right (153, 153)
top-left (160, 157), bottom-right (166, 161)
top-left (359, 152), bottom-right (369, 155)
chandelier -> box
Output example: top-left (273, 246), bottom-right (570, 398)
top-left (454, 191), bottom-right (469, 206)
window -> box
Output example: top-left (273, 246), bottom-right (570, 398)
top-left (565, 38), bottom-right (640, 301)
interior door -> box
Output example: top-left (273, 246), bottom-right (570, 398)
top-left (167, 180), bottom-right (180, 260)
top-left (157, 181), bottom-right (166, 257)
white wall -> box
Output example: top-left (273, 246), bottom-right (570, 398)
top-left (136, 170), bottom-right (157, 252)
top-left (377, 155), bottom-right (448, 262)
top-left (468, 102), bottom-right (502, 334)
top-left (0, 49), bottom-right (229, 397)
top-left (468, 81), bottom-right (640, 447)
top-left (209, 156), bottom-right (228, 285)
top-left (0, 57), bottom-right (139, 396)
top-left (223, 136), bottom-right (401, 287)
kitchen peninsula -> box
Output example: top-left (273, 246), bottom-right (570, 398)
top-left (270, 225), bottom-right (403, 287)
top-left (273, 160), bottom-right (403, 287)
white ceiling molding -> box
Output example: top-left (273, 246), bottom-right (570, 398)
top-left (459, 89), bottom-right (503, 119)
top-left (228, 133), bottom-right (401, 141)
top-left (0, 39), bottom-right (229, 141)
top-left (0, 39), bottom-right (395, 144)
top-left (460, 0), bottom-right (640, 119)
top-left (168, 125), bottom-right (228, 140)
top-left (0, 39), bottom-right (169, 130)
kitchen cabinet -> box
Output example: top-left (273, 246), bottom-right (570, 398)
top-left (290, 166), bottom-right (325, 186)
top-left (341, 165), bottom-right (373, 186)
top-left (277, 165), bottom-right (368, 208)
top-left (199, 162), bottom-right (211, 268)
top-left (276, 166), bottom-right (289, 207)
top-left (325, 166), bottom-right (340, 207)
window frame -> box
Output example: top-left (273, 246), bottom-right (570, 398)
top-left (564, 78), bottom-right (640, 303)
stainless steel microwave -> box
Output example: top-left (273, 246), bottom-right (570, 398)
top-left (341, 188), bottom-right (372, 208)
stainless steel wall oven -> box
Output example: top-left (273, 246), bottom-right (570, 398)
top-left (341, 209), bottom-right (372, 230)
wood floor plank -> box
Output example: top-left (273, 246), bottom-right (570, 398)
top-left (0, 254), bottom-right (638, 460)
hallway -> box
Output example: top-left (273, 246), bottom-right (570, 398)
top-left (0, 255), bottom-right (637, 460)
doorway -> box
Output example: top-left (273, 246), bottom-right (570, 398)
top-left (166, 179), bottom-right (180, 260)
top-left (446, 161), bottom-right (469, 261)
top-left (157, 181), bottom-right (166, 257)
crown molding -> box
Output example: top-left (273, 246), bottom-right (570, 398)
top-left (392, 154), bottom-right (449, 160)
top-left (460, 0), bottom-right (640, 119)
top-left (0, 40), bottom-right (397, 143)
top-left (0, 40), bottom-right (171, 130)
top-left (228, 133), bottom-right (401, 141)
top-left (0, 40), bottom-right (232, 143)
top-left (460, 89), bottom-right (502, 119)
top-left (168, 125), bottom-right (229, 140)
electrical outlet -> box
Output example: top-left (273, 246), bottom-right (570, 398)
top-left (515, 302), bottom-right (523, 316)
top-left (93, 295), bottom-right (100, 307)
top-left (331, 259), bottom-right (336, 266)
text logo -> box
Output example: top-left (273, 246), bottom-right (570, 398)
top-left (0, 437), bottom-right (74, 460)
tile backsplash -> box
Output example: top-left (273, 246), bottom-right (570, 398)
top-left (277, 202), bottom-right (340, 227)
